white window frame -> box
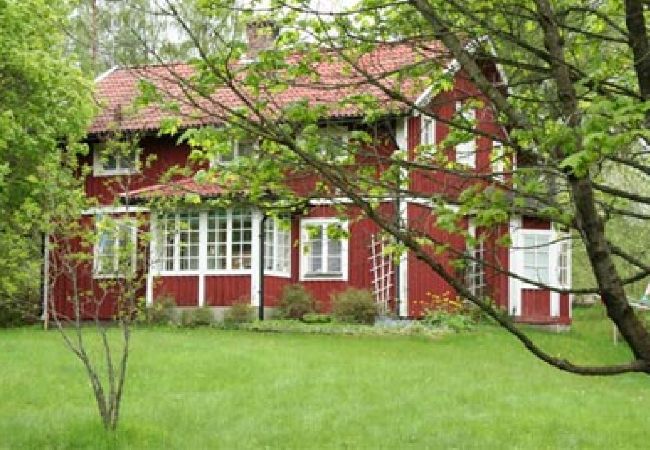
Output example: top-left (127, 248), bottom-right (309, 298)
top-left (92, 142), bottom-right (140, 176)
top-left (520, 231), bottom-right (552, 286)
top-left (156, 209), bottom-right (255, 276)
top-left (557, 236), bottom-right (571, 289)
top-left (158, 212), bottom-right (202, 274)
top-left (300, 218), bottom-right (349, 281)
top-left (491, 141), bottom-right (505, 181)
top-left (455, 101), bottom-right (476, 168)
top-left (466, 223), bottom-right (486, 297)
top-left (93, 217), bottom-right (137, 279)
top-left (421, 115), bottom-right (436, 147)
top-left (211, 140), bottom-right (256, 166)
top-left (264, 216), bottom-right (291, 277)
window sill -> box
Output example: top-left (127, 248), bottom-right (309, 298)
top-left (93, 169), bottom-right (140, 177)
top-left (300, 272), bottom-right (346, 281)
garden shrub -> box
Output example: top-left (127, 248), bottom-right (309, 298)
top-left (223, 300), bottom-right (254, 326)
top-left (143, 295), bottom-right (176, 325)
top-left (0, 295), bottom-right (40, 327)
top-left (278, 284), bottom-right (315, 319)
top-left (331, 288), bottom-right (378, 325)
top-left (422, 309), bottom-right (474, 332)
top-left (301, 313), bottom-right (332, 324)
top-left (180, 306), bottom-right (214, 327)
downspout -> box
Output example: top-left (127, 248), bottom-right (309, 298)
top-left (259, 213), bottom-right (268, 321)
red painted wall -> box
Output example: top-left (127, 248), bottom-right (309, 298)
top-left (205, 276), bottom-right (250, 306)
top-left (153, 276), bottom-right (198, 307)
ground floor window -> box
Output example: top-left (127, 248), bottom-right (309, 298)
top-left (156, 208), bottom-right (289, 276)
top-left (466, 239), bottom-right (486, 297)
top-left (94, 217), bottom-right (136, 277)
top-left (300, 218), bottom-right (348, 280)
top-left (557, 238), bottom-right (570, 287)
top-left (522, 233), bottom-right (550, 284)
top-left (265, 216), bottom-right (291, 274)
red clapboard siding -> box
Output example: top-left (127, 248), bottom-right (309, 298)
top-left (300, 204), bottom-right (396, 311)
top-left (84, 136), bottom-right (195, 205)
top-left (559, 293), bottom-right (571, 324)
top-left (205, 276), bottom-right (250, 306)
top-left (522, 216), bottom-right (551, 230)
top-left (153, 276), bottom-right (198, 306)
top-left (406, 203), bottom-right (467, 317)
top-left (264, 276), bottom-right (292, 307)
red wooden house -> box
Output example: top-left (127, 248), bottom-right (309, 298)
top-left (46, 35), bottom-right (572, 326)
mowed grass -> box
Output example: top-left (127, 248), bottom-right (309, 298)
top-left (1, 307), bottom-right (649, 449)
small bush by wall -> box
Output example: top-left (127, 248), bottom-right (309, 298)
top-left (331, 288), bottom-right (378, 325)
top-left (278, 284), bottom-right (315, 319)
top-left (223, 300), bottom-right (254, 326)
top-left (141, 295), bottom-right (177, 325)
top-left (180, 306), bottom-right (214, 327)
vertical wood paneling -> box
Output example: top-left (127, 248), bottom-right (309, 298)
top-left (204, 276), bottom-right (250, 306)
top-left (153, 276), bottom-right (199, 306)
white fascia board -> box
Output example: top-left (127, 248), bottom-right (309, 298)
top-left (83, 206), bottom-right (150, 215)
top-left (94, 66), bottom-right (119, 83)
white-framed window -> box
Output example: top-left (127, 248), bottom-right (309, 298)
top-left (491, 140), bottom-right (505, 180)
top-left (300, 218), bottom-right (348, 280)
top-left (264, 216), bottom-right (291, 276)
top-left (213, 140), bottom-right (255, 165)
top-left (466, 230), bottom-right (486, 297)
top-left (558, 238), bottom-right (571, 288)
top-left (421, 115), bottom-right (435, 146)
top-left (319, 126), bottom-right (349, 163)
top-left (522, 233), bottom-right (551, 284)
top-left (92, 142), bottom-right (139, 176)
top-left (158, 209), bottom-right (254, 274)
top-left (455, 101), bottom-right (476, 168)
top-left (159, 212), bottom-right (201, 272)
top-left (94, 217), bottom-right (136, 278)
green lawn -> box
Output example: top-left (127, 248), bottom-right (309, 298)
top-left (1, 308), bottom-right (649, 449)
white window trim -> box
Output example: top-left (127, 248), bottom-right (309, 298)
top-left (319, 126), bottom-right (350, 164)
top-left (420, 114), bottom-right (436, 147)
top-left (264, 217), bottom-right (292, 278)
top-left (299, 217), bottom-right (349, 281)
top-left (92, 143), bottom-right (140, 177)
top-left (93, 218), bottom-right (137, 279)
top-left (491, 141), bottom-right (505, 181)
top-left (210, 140), bottom-right (257, 167)
top-left (205, 209), bottom-right (253, 274)
top-left (455, 101), bottom-right (476, 168)
top-left (518, 229), bottom-right (555, 289)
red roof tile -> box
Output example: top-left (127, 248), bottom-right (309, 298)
top-left (125, 178), bottom-right (227, 200)
top-left (90, 40), bottom-right (450, 134)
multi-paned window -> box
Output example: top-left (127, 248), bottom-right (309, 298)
top-left (421, 115), bottom-right (435, 147)
top-left (215, 140), bottom-right (255, 164)
top-left (264, 217), bottom-right (291, 275)
top-left (558, 238), bottom-right (570, 287)
top-left (93, 143), bottom-right (139, 176)
top-left (94, 217), bottom-right (136, 277)
top-left (455, 101), bottom-right (476, 168)
top-left (300, 219), bottom-right (348, 280)
top-left (159, 212), bottom-right (200, 272)
top-left (466, 238), bottom-right (486, 297)
top-left (158, 209), bottom-right (256, 273)
top-left (522, 233), bottom-right (551, 284)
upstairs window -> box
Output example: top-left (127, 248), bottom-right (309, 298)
top-left (455, 101), bottom-right (476, 168)
top-left (319, 127), bottom-right (349, 163)
top-left (94, 217), bottom-right (136, 278)
top-left (421, 115), bottom-right (435, 146)
top-left (93, 142), bottom-right (139, 176)
top-left (300, 218), bottom-right (348, 280)
top-left (214, 140), bottom-right (255, 165)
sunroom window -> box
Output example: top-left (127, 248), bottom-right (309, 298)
top-left (205, 208), bottom-right (252, 271)
top-left (159, 212), bottom-right (200, 272)
top-left (300, 219), bottom-right (348, 280)
top-left (264, 216), bottom-right (291, 275)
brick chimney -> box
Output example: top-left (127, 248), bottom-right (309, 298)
top-left (245, 19), bottom-right (279, 60)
